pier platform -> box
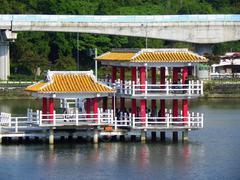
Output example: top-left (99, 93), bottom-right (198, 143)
top-left (0, 109), bottom-right (203, 144)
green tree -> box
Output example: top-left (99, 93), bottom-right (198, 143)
top-left (53, 55), bottom-right (77, 71)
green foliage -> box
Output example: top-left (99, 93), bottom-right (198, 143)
top-left (0, 0), bottom-right (239, 80)
top-left (198, 64), bottom-right (209, 70)
top-left (53, 55), bottom-right (77, 71)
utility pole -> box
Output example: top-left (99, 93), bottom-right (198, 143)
top-left (77, 33), bottom-right (79, 70)
top-left (145, 24), bottom-right (148, 48)
top-left (95, 48), bottom-right (98, 80)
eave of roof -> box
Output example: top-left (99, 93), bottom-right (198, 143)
top-left (25, 71), bottom-right (115, 94)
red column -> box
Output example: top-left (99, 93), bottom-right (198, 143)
top-left (160, 67), bottom-right (166, 85)
top-left (140, 67), bottom-right (146, 93)
top-left (140, 99), bottom-right (146, 123)
top-left (112, 66), bottom-right (117, 110)
top-left (173, 100), bottom-right (178, 117)
top-left (160, 67), bottom-right (166, 118)
top-left (160, 100), bottom-right (165, 118)
top-left (103, 97), bottom-right (108, 111)
top-left (173, 67), bottom-right (179, 83)
top-left (140, 66), bottom-right (146, 123)
top-left (182, 66), bottom-right (188, 83)
top-left (182, 66), bottom-right (188, 125)
top-left (42, 97), bottom-right (47, 119)
top-left (120, 66), bottom-right (125, 111)
top-left (182, 99), bottom-right (188, 125)
top-left (172, 67), bottom-right (179, 120)
top-left (151, 67), bottom-right (156, 116)
top-left (131, 67), bottom-right (137, 115)
top-left (49, 97), bottom-right (54, 122)
top-left (86, 98), bottom-right (91, 118)
top-left (112, 66), bottom-right (117, 83)
top-left (93, 97), bottom-right (98, 122)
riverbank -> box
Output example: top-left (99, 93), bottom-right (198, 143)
top-left (203, 80), bottom-right (240, 98)
top-left (0, 88), bottom-right (34, 100)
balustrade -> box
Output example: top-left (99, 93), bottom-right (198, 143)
top-left (0, 109), bottom-right (203, 131)
top-left (100, 79), bottom-right (203, 96)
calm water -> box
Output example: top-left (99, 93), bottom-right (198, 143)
top-left (0, 99), bottom-right (240, 180)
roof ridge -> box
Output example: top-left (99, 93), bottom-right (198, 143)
top-left (48, 70), bottom-right (93, 75)
top-left (131, 48), bottom-right (191, 61)
top-left (95, 51), bottom-right (111, 60)
top-left (140, 48), bottom-right (189, 53)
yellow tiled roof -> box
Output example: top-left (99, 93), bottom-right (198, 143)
top-left (96, 49), bottom-right (208, 63)
top-left (26, 82), bottom-right (46, 92)
top-left (26, 72), bottom-right (114, 94)
top-left (133, 52), bottom-right (207, 62)
top-left (96, 52), bottom-right (136, 61)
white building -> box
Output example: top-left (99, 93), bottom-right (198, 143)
top-left (211, 52), bottom-right (240, 79)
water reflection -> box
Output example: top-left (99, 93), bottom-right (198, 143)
top-left (0, 142), bottom-right (206, 167)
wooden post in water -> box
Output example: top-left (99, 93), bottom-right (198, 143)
top-left (93, 130), bottom-right (99, 144)
top-left (151, 131), bottom-right (157, 141)
top-left (172, 131), bottom-right (178, 142)
top-left (160, 131), bottom-right (166, 141)
top-left (141, 130), bottom-right (146, 142)
top-left (182, 130), bottom-right (189, 142)
top-left (49, 128), bottom-right (54, 145)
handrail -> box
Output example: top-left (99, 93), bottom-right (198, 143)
top-left (38, 109), bottom-right (114, 127)
top-left (102, 79), bottom-right (204, 96)
top-left (1, 109), bottom-right (203, 131)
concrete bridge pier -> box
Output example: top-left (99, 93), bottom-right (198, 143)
top-left (0, 30), bottom-right (17, 80)
top-left (0, 41), bottom-right (10, 80)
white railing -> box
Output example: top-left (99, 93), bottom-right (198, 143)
top-left (0, 116), bottom-right (32, 133)
top-left (38, 108), bottom-right (114, 127)
top-left (131, 112), bottom-right (203, 129)
top-left (0, 109), bottom-right (203, 131)
top-left (113, 110), bottom-right (203, 130)
top-left (101, 79), bottom-right (203, 96)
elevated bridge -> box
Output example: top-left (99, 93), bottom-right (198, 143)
top-left (0, 14), bottom-right (240, 80)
